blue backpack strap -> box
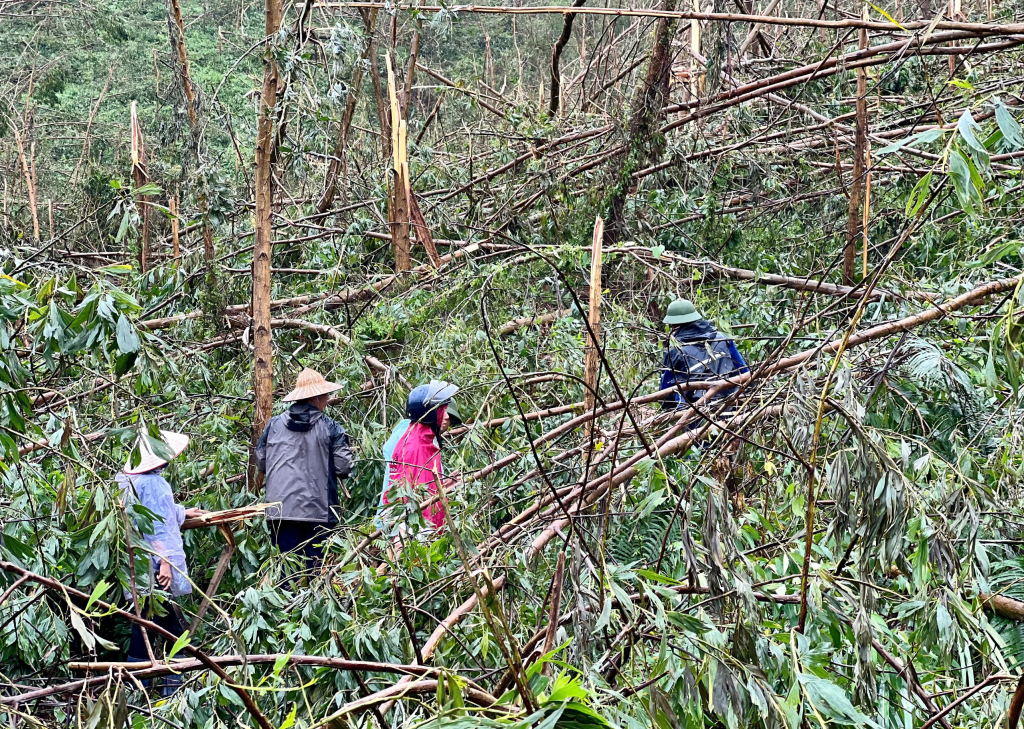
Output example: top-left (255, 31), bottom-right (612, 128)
top-left (725, 339), bottom-right (749, 374)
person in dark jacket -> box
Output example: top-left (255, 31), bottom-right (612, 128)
top-left (256, 368), bottom-right (354, 574)
top-left (659, 299), bottom-right (749, 410)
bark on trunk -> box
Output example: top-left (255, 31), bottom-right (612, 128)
top-left (169, 0), bottom-right (216, 262)
top-left (252, 0), bottom-right (283, 468)
top-left (602, 0), bottom-right (679, 246)
top-left (13, 128), bottom-right (39, 242)
top-left (130, 102), bottom-right (151, 274)
top-left (843, 19), bottom-right (869, 286)
top-left (410, 192), bottom-right (440, 266)
top-left (549, 0), bottom-right (587, 115)
top-left (583, 217), bottom-right (604, 450)
top-left (386, 53), bottom-right (411, 272)
top-left (169, 191), bottom-right (180, 265)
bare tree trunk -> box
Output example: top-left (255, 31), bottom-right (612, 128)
top-left (369, 34), bottom-right (391, 162)
top-left (168, 0), bottom-right (216, 262)
top-left (541, 550), bottom-right (566, 678)
top-left (169, 0), bottom-right (198, 128)
top-left (549, 0), bottom-right (587, 115)
top-left (583, 216), bottom-right (604, 450)
top-left (318, 8), bottom-right (378, 213)
top-left (603, 0), bottom-right (678, 245)
top-left (401, 21), bottom-right (421, 120)
top-left (13, 128), bottom-right (39, 242)
top-left (170, 191), bottom-right (181, 266)
top-left (252, 0), bottom-right (283, 470)
top-left (386, 53), bottom-right (411, 272)
top-left (842, 17), bottom-right (868, 286)
top-left (130, 102), bottom-right (151, 273)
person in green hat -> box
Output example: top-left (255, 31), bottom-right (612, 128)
top-left (659, 298), bottom-right (748, 409)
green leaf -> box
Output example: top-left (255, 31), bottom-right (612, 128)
top-left (975, 240), bottom-right (1022, 267)
top-left (273, 652), bottom-right (292, 679)
top-left (594, 594), bottom-right (612, 632)
top-left (536, 705), bottom-right (565, 729)
top-left (134, 182), bottom-right (162, 197)
top-left (114, 352), bottom-right (137, 377)
top-left (936, 602), bottom-right (953, 641)
top-left (3, 533), bottom-right (34, 562)
top-left (114, 212), bottom-right (131, 243)
top-left (168, 630), bottom-right (191, 660)
top-left (904, 172), bottom-right (932, 217)
top-left (68, 605), bottom-right (96, 651)
top-left (116, 314), bottom-right (140, 354)
top-left (948, 149), bottom-right (981, 214)
top-left (995, 101), bottom-right (1024, 151)
top-left (798, 673), bottom-right (881, 727)
top-left (279, 706), bottom-right (297, 729)
top-left (957, 108), bottom-right (990, 168)
top-left (876, 128), bottom-right (946, 156)
top-left (548, 677), bottom-right (588, 704)
top-left (447, 673), bottom-right (465, 714)
top-left (85, 580), bottom-right (109, 612)
top-left (985, 337), bottom-right (998, 389)
top-left (1004, 339), bottom-right (1020, 395)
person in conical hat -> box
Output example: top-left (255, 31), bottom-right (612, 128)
top-left (117, 429), bottom-right (204, 696)
top-left (255, 367), bottom-right (354, 577)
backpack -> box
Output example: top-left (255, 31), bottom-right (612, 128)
top-left (660, 334), bottom-right (747, 408)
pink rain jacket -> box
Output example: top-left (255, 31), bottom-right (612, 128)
top-left (384, 405), bottom-right (446, 530)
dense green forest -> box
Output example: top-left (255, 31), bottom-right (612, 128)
top-left (4, 0), bottom-right (1024, 726)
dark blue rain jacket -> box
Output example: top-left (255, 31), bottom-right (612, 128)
top-left (659, 320), bottom-right (749, 409)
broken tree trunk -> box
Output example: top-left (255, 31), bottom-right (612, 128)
top-left (386, 53), bottom-right (412, 272)
top-left (130, 101), bottom-right (151, 274)
top-left (252, 0), bottom-right (283, 477)
top-left (842, 10), bottom-right (869, 286)
top-left (410, 192), bottom-right (440, 266)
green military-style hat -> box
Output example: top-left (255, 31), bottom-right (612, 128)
top-left (663, 298), bottom-right (702, 325)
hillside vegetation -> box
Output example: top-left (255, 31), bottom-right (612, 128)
top-left (3, 0), bottom-right (1024, 727)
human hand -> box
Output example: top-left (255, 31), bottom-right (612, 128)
top-left (157, 560), bottom-right (172, 590)
top-left (184, 507), bottom-right (206, 518)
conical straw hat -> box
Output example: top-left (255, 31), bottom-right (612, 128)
top-left (123, 430), bottom-right (190, 475)
top-left (282, 368), bottom-right (343, 402)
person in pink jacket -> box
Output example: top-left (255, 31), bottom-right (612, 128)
top-left (383, 381), bottom-right (461, 537)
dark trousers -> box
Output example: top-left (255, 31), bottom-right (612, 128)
top-left (270, 520), bottom-right (331, 574)
top-left (128, 597), bottom-right (186, 661)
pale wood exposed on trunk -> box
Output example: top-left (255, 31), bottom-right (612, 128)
top-left (252, 0), bottom-right (283, 470)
